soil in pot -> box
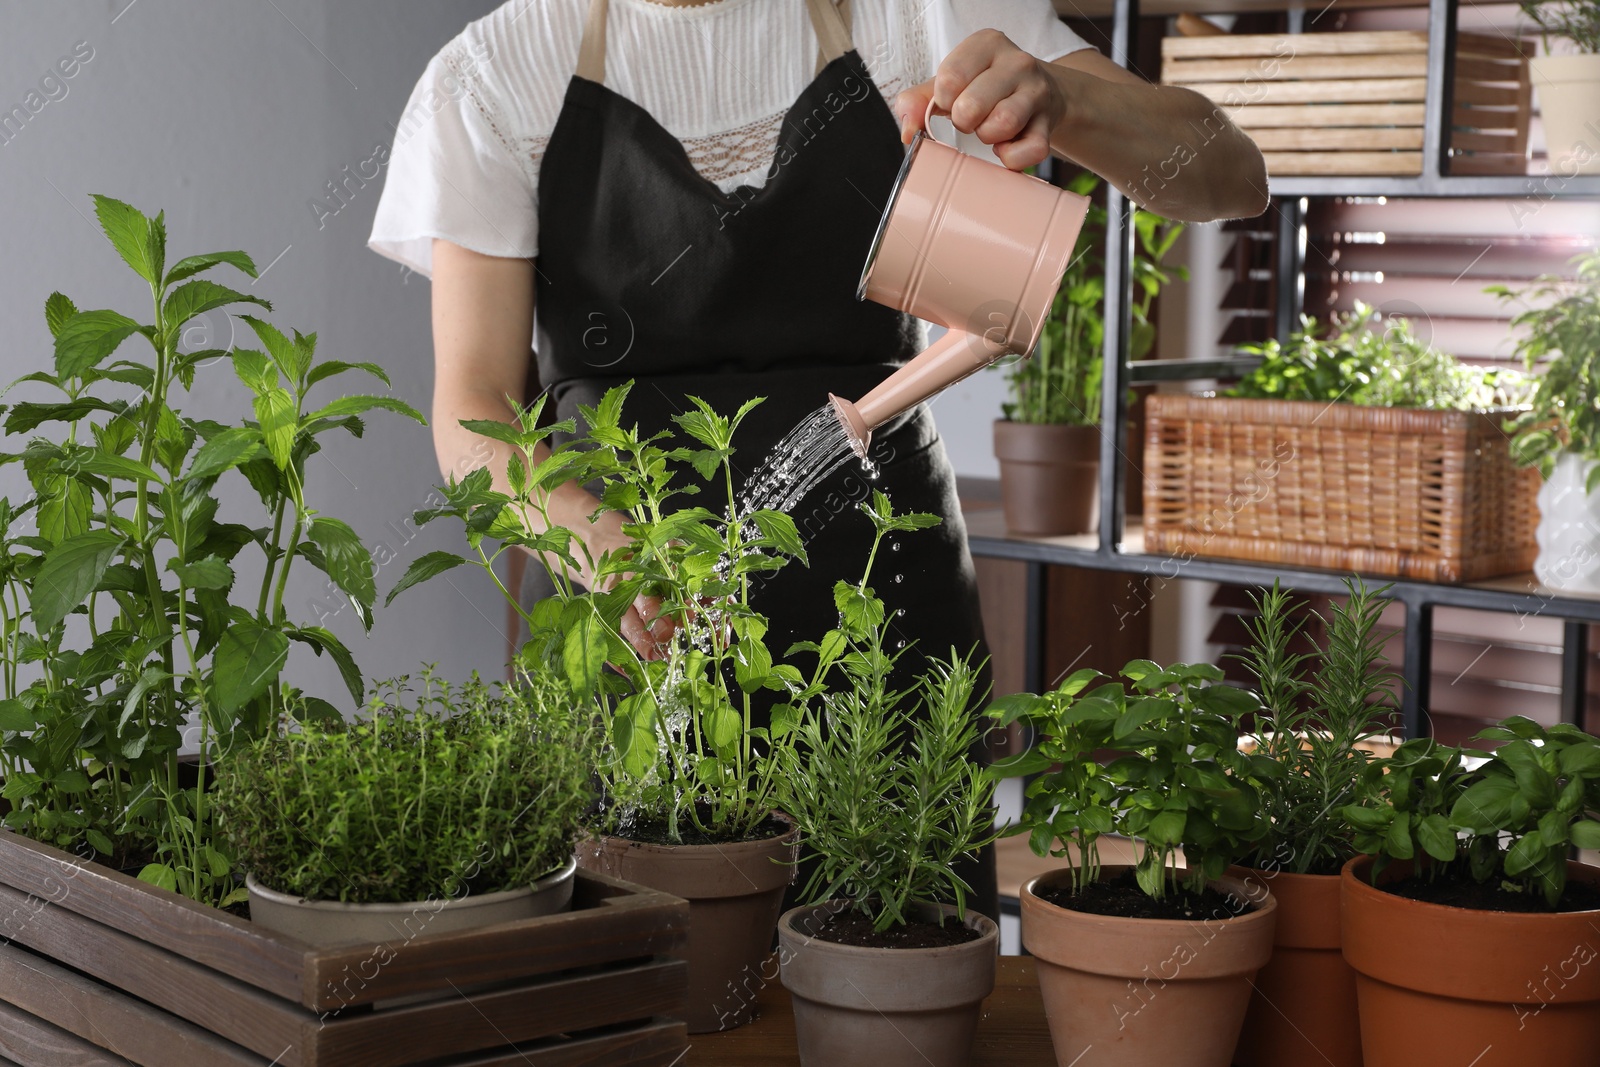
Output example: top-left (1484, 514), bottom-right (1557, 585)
top-left (993, 420), bottom-right (1100, 537)
top-left (575, 812), bottom-right (799, 1033)
top-left (779, 902), bottom-right (998, 1067)
top-left (1342, 856), bottom-right (1600, 1067)
top-left (1035, 868), bottom-right (1257, 920)
top-left (1022, 865), bottom-right (1277, 1067)
top-left (1232, 868), bottom-right (1362, 1067)
top-left (809, 909), bottom-right (982, 949)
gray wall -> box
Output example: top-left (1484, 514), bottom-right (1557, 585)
top-left (1, 1), bottom-right (507, 703)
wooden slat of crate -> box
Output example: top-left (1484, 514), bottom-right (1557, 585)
top-left (0, 999), bottom-right (137, 1067)
top-left (0, 940), bottom-right (265, 1066)
top-left (315, 961), bottom-right (687, 1067)
top-left (1164, 53), bottom-right (1429, 83)
top-left (1262, 150), bottom-right (1423, 175)
top-left (1457, 81), bottom-right (1526, 107)
top-left (307, 872), bottom-right (686, 1011)
top-left (0, 830), bottom-right (304, 1002)
top-left (1228, 102), bottom-right (1425, 128)
top-left (1250, 127), bottom-right (1423, 150)
top-left (0, 880), bottom-right (307, 1061)
top-left (1162, 29), bottom-right (1432, 58)
top-left (1185, 77), bottom-right (1428, 105)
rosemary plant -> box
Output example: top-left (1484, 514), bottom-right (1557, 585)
top-left (0, 197), bottom-right (420, 906)
top-left (392, 384), bottom-right (808, 844)
top-left (1235, 579), bottom-right (1398, 875)
top-left (776, 493), bottom-right (997, 931)
top-left (215, 667), bottom-right (593, 903)
top-left (1521, 0), bottom-right (1600, 52)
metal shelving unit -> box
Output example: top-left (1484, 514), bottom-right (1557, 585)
top-left (967, 0), bottom-right (1599, 736)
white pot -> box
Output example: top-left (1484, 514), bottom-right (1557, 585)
top-left (1534, 451), bottom-right (1600, 594)
top-left (246, 857), bottom-right (576, 947)
top-left (1530, 53), bottom-right (1600, 176)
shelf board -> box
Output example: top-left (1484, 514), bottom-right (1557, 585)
top-left (963, 509), bottom-right (1600, 622)
top-left (1053, 0), bottom-right (1424, 17)
top-left (1267, 172), bottom-right (1600, 199)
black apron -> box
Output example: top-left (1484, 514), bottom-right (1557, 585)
top-left (529, 0), bottom-right (996, 918)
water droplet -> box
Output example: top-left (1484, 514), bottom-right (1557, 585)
top-left (893, 574), bottom-right (903, 584)
top-left (895, 640), bottom-right (906, 650)
top-left (891, 542), bottom-right (903, 552)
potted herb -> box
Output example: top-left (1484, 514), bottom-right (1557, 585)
top-left (993, 176), bottom-right (1186, 536)
top-left (393, 386), bottom-right (807, 1031)
top-left (991, 659), bottom-right (1277, 1067)
top-left (1493, 254), bottom-right (1600, 593)
top-left (773, 498), bottom-right (998, 1067)
top-left (1523, 0), bottom-right (1600, 174)
top-left (1230, 579), bottom-right (1395, 1067)
top-left (214, 667), bottom-right (593, 947)
top-left (0, 197), bottom-right (421, 906)
top-left (1339, 720), bottom-right (1600, 1066)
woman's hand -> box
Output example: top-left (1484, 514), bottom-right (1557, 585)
top-left (581, 508), bottom-right (676, 661)
top-left (894, 29), bottom-right (1063, 171)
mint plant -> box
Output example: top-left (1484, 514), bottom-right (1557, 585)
top-left (776, 493), bottom-right (997, 931)
top-left (0, 196), bottom-right (422, 906)
top-left (990, 659), bottom-right (1265, 901)
top-left (391, 384), bottom-right (810, 843)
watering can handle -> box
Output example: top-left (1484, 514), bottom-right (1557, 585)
top-left (922, 98), bottom-right (952, 144)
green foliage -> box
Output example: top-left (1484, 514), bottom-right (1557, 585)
top-left (776, 499), bottom-right (995, 931)
top-left (214, 668), bottom-right (593, 903)
top-left (988, 659), bottom-right (1266, 901)
top-left (1492, 255), bottom-right (1600, 488)
top-left (1235, 579), bottom-right (1398, 874)
top-left (1522, 0), bottom-right (1600, 52)
top-left (1230, 304), bottom-right (1531, 410)
top-left (1002, 175), bottom-right (1188, 426)
top-left (1343, 719), bottom-right (1600, 908)
top-left (396, 385), bottom-right (811, 843)
top-left (0, 196), bottom-right (422, 907)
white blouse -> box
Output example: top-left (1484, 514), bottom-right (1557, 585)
top-left (369, 0), bottom-right (1089, 277)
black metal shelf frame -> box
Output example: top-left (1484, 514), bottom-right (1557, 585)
top-left (968, 0), bottom-right (1598, 736)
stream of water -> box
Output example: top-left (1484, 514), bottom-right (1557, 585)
top-left (738, 404), bottom-right (877, 517)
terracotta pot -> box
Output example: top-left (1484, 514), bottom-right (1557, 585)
top-left (1231, 867), bottom-right (1361, 1067)
top-left (1341, 856), bottom-right (1600, 1067)
top-left (575, 815), bottom-right (798, 1033)
top-left (246, 858), bottom-right (576, 947)
top-left (1021, 866), bottom-right (1277, 1067)
top-left (993, 420), bottom-right (1101, 536)
top-left (778, 901), bottom-right (998, 1067)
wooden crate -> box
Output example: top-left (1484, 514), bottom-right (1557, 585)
top-left (0, 831), bottom-right (689, 1067)
top-left (1142, 396), bottom-right (1541, 583)
top-left (1161, 30), bottom-right (1531, 176)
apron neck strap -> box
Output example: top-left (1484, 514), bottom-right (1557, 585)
top-left (574, 0), bottom-right (854, 86)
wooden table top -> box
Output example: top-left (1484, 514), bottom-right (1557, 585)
top-left (691, 955), bottom-right (1055, 1065)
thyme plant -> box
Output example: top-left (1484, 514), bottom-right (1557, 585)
top-left (776, 493), bottom-right (997, 931)
top-left (1235, 579), bottom-right (1398, 875)
top-left (0, 197), bottom-right (420, 906)
top-left (991, 660), bottom-right (1266, 901)
top-left (215, 667), bottom-right (594, 903)
top-left (392, 384), bottom-right (809, 843)
top-left (1002, 175), bottom-right (1187, 426)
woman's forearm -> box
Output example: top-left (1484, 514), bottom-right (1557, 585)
top-left (1046, 64), bottom-right (1269, 222)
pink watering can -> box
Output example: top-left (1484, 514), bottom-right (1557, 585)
top-left (830, 103), bottom-right (1091, 457)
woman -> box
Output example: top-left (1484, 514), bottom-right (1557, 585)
top-left (370, 0), bottom-right (1267, 918)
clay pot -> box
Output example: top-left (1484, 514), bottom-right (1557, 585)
top-left (1231, 868), bottom-right (1361, 1067)
top-left (1341, 856), bottom-right (1600, 1067)
top-left (1021, 866), bottom-right (1277, 1067)
top-left (575, 815), bottom-right (798, 1033)
top-left (778, 901), bottom-right (998, 1067)
top-left (993, 421), bottom-right (1101, 536)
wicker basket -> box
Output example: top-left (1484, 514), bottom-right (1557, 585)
top-left (1160, 30), bottom-right (1531, 177)
top-left (1142, 396), bottom-right (1541, 582)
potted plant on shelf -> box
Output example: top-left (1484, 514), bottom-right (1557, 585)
top-left (993, 176), bottom-right (1186, 536)
top-left (773, 498), bottom-right (998, 1067)
top-left (393, 386), bottom-right (809, 1032)
top-left (0, 196), bottom-right (422, 906)
top-left (990, 659), bottom-right (1277, 1067)
top-left (1144, 305), bottom-right (1539, 582)
top-left (214, 667), bottom-right (593, 947)
top-left (1523, 0), bottom-right (1600, 174)
top-left (1340, 719), bottom-right (1600, 1067)
top-left (1493, 254), bottom-right (1600, 593)
top-left (1230, 578), bottom-right (1396, 1067)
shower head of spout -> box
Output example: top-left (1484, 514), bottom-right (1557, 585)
top-left (829, 393), bottom-right (871, 461)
